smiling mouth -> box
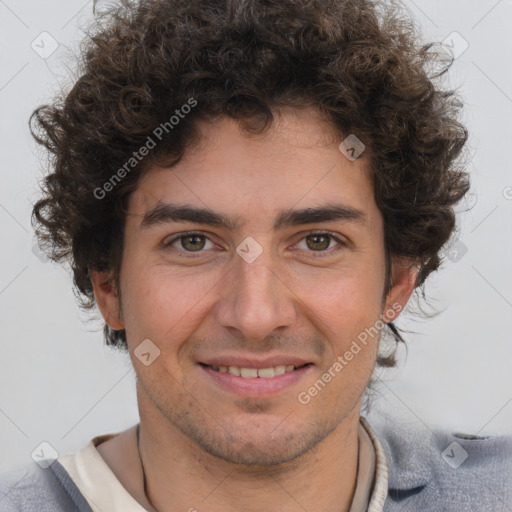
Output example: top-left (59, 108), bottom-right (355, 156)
top-left (200, 363), bottom-right (312, 379)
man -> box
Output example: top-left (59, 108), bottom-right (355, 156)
top-left (2, 0), bottom-right (511, 510)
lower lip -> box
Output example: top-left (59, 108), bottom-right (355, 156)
top-left (200, 364), bottom-right (312, 397)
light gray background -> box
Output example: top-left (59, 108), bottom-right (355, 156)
top-left (1, 0), bottom-right (511, 473)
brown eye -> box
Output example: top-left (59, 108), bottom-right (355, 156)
top-left (163, 232), bottom-right (215, 253)
top-left (305, 234), bottom-right (332, 251)
top-left (180, 234), bottom-right (206, 251)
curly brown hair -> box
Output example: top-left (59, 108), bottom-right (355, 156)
top-left (30, 0), bottom-right (469, 361)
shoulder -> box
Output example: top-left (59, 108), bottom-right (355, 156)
top-left (0, 462), bottom-right (59, 511)
top-left (0, 461), bottom-right (91, 512)
top-left (366, 414), bottom-right (512, 512)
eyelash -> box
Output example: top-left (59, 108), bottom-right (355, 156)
top-left (162, 230), bottom-right (348, 257)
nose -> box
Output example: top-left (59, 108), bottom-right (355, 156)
top-left (215, 247), bottom-right (297, 341)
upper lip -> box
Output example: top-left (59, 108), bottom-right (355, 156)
top-left (199, 355), bottom-right (313, 368)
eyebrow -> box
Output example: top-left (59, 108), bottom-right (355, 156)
top-left (139, 202), bottom-right (366, 231)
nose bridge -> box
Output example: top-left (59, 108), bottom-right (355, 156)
top-left (216, 244), bottom-right (295, 339)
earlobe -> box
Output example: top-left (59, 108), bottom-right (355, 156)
top-left (89, 268), bottom-right (125, 330)
top-left (382, 257), bottom-right (418, 323)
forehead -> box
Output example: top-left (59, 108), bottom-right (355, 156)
top-left (126, 109), bottom-right (379, 230)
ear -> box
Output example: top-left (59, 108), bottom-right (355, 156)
top-left (382, 257), bottom-right (418, 323)
top-left (89, 269), bottom-right (125, 330)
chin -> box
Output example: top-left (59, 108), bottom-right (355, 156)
top-left (197, 435), bottom-right (310, 467)
top-left (180, 414), bottom-right (337, 469)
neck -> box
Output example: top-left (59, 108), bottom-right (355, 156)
top-left (136, 389), bottom-right (361, 512)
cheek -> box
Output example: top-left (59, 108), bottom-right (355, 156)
top-left (119, 261), bottom-right (219, 348)
top-left (290, 266), bottom-right (384, 377)
top-left (295, 266), bottom-right (384, 326)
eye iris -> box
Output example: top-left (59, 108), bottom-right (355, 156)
top-left (306, 234), bottom-right (330, 251)
top-left (182, 235), bottom-right (205, 251)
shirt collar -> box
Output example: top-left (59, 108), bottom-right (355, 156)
top-left (359, 416), bottom-right (389, 511)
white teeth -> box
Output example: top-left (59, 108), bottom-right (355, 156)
top-left (240, 367), bottom-right (258, 378)
top-left (210, 364), bottom-right (303, 378)
top-left (274, 365), bottom-right (286, 376)
top-left (257, 367), bottom-right (275, 378)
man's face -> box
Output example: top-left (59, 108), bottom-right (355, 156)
top-left (105, 108), bottom-right (410, 466)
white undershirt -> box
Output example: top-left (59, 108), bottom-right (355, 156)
top-left (58, 417), bottom-right (388, 512)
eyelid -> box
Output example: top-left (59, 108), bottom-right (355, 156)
top-left (291, 230), bottom-right (348, 253)
top-left (163, 230), bottom-right (219, 250)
